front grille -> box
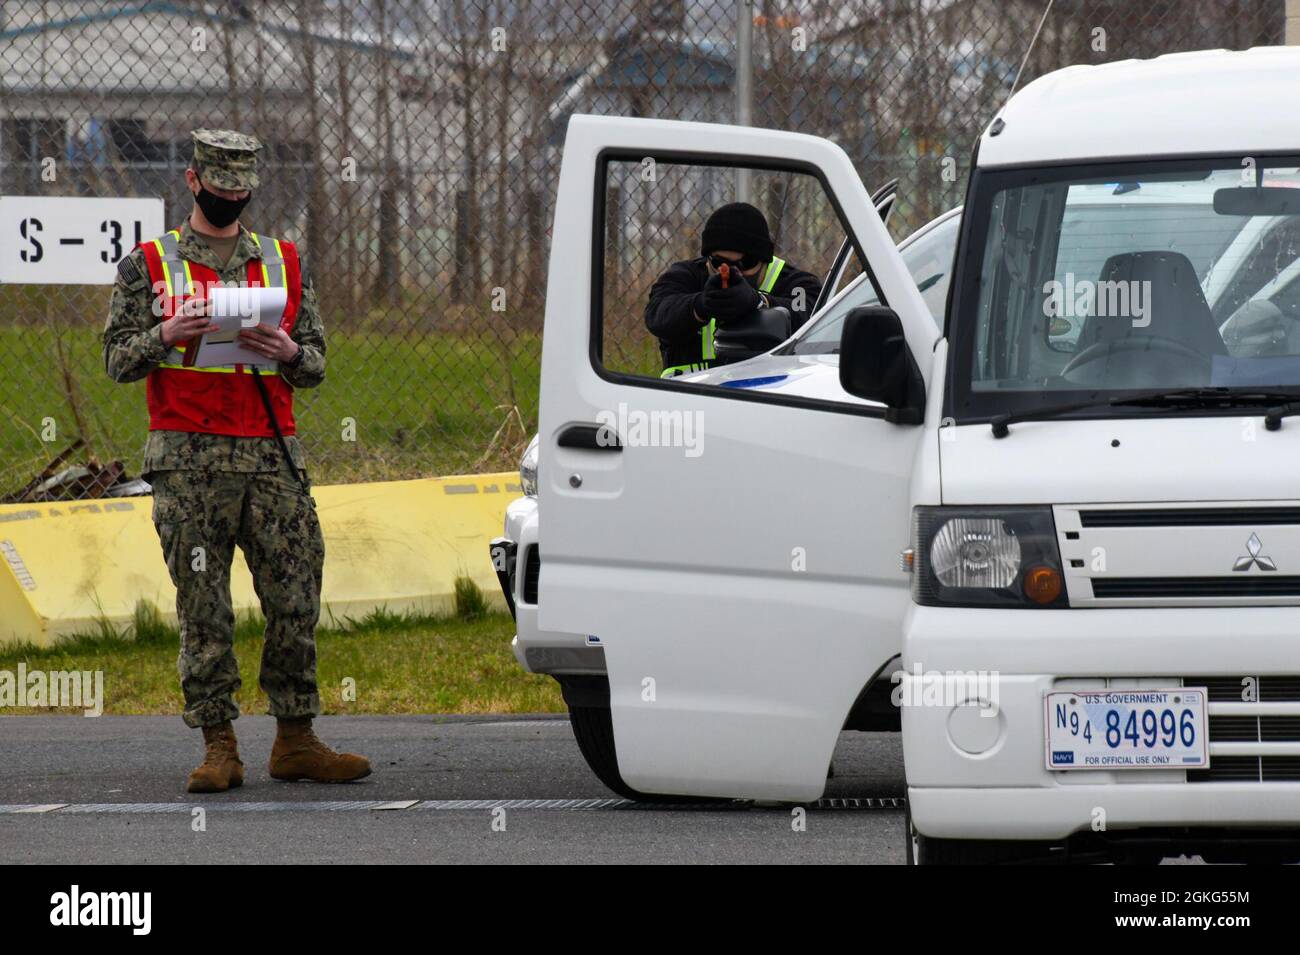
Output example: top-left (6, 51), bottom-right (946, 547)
top-left (1092, 576), bottom-right (1300, 598)
top-left (1191, 756), bottom-right (1300, 782)
top-left (522, 545), bottom-right (540, 604)
top-left (1186, 675), bottom-right (1300, 783)
top-left (1195, 676), bottom-right (1300, 702)
top-left (1208, 716), bottom-right (1300, 741)
top-left (1079, 506), bottom-right (1300, 527)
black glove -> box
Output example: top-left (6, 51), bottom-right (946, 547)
top-left (697, 269), bottom-right (762, 326)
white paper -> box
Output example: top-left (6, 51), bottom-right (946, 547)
top-left (191, 287), bottom-right (288, 367)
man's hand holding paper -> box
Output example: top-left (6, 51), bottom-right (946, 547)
top-left (185, 285), bottom-right (290, 367)
top-left (161, 296), bottom-right (220, 347)
top-left (238, 322), bottom-right (300, 364)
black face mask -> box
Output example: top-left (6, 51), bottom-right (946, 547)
top-left (193, 186), bottom-right (250, 228)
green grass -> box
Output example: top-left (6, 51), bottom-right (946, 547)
top-left (0, 284), bottom-right (679, 493)
top-left (0, 598), bottom-right (565, 717)
top-left (0, 298), bottom-right (543, 491)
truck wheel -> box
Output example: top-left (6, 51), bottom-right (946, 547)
top-left (567, 705), bottom-right (715, 803)
top-left (567, 704), bottom-right (653, 800)
top-left (561, 676), bottom-right (718, 803)
top-left (905, 802), bottom-right (1054, 864)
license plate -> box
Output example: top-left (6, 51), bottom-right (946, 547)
top-left (1044, 688), bottom-right (1208, 770)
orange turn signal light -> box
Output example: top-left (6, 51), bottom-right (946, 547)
top-left (1023, 565), bottom-right (1063, 604)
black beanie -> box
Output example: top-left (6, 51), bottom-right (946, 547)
top-left (700, 202), bottom-right (774, 262)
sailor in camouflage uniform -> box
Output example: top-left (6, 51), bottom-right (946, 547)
top-left (103, 129), bottom-right (370, 793)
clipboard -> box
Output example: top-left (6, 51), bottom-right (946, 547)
top-left (189, 286), bottom-right (288, 368)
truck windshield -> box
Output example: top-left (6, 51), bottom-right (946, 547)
top-left (947, 156), bottom-right (1300, 422)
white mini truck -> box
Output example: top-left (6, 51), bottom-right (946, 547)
top-left (503, 47), bottom-right (1300, 863)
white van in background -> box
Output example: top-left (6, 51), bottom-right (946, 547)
top-left (510, 46), bottom-right (1300, 862)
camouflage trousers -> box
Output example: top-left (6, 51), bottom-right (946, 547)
top-left (150, 468), bottom-right (325, 728)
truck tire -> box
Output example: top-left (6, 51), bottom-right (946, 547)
top-left (905, 802), bottom-right (1054, 864)
top-left (561, 676), bottom-right (719, 803)
top-left (567, 704), bottom-right (650, 800)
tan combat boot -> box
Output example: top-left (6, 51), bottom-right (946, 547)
top-left (187, 721), bottom-right (245, 794)
top-left (268, 717), bottom-right (372, 783)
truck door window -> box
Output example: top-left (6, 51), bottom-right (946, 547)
top-left (597, 157), bottom-right (870, 382)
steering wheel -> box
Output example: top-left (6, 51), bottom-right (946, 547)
top-left (1062, 336), bottom-right (1212, 387)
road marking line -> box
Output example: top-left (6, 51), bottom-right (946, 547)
top-left (412, 798), bottom-right (634, 811)
top-left (0, 796), bottom-right (904, 814)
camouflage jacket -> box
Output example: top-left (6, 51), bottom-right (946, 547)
top-left (102, 221), bottom-right (326, 477)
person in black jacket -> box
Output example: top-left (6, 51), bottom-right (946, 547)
top-left (644, 202), bottom-right (822, 377)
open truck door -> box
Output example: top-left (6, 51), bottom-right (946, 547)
top-left (813, 178), bottom-right (900, 316)
top-left (537, 115), bottom-right (939, 800)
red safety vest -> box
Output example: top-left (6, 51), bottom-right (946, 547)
top-left (139, 229), bottom-right (302, 437)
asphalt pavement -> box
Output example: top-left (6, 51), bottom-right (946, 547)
top-left (0, 715), bottom-right (908, 864)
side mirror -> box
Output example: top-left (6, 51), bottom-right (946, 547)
top-left (838, 306), bottom-right (925, 424)
top-left (1221, 299), bottom-right (1288, 357)
top-left (712, 306), bottom-right (792, 365)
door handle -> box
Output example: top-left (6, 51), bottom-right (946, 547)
top-left (557, 423), bottom-right (622, 451)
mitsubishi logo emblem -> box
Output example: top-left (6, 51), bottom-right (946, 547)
top-left (1233, 533), bottom-right (1277, 572)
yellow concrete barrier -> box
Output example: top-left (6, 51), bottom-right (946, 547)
top-left (0, 472), bottom-right (520, 647)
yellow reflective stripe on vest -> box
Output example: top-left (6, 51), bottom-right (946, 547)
top-left (152, 237), bottom-right (172, 296)
top-left (151, 230), bottom-right (193, 298)
top-left (759, 256), bottom-right (785, 294)
top-left (153, 241), bottom-right (172, 296)
top-left (248, 233), bottom-right (287, 289)
top-left (660, 361), bottom-right (711, 378)
top-left (156, 362), bottom-right (280, 375)
top-left (153, 232), bottom-right (289, 375)
top-left (168, 230), bottom-right (188, 294)
top-left (688, 256), bottom-right (787, 373)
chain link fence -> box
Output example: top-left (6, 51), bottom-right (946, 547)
top-left (0, 0), bottom-right (1284, 499)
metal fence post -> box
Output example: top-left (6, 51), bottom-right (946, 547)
top-left (735, 0), bottom-right (754, 203)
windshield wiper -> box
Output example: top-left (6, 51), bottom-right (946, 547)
top-left (1265, 401), bottom-right (1300, 431)
top-left (990, 388), bottom-right (1300, 438)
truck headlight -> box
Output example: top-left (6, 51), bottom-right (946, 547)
top-left (911, 506), bottom-right (1066, 608)
top-left (519, 434), bottom-right (539, 498)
